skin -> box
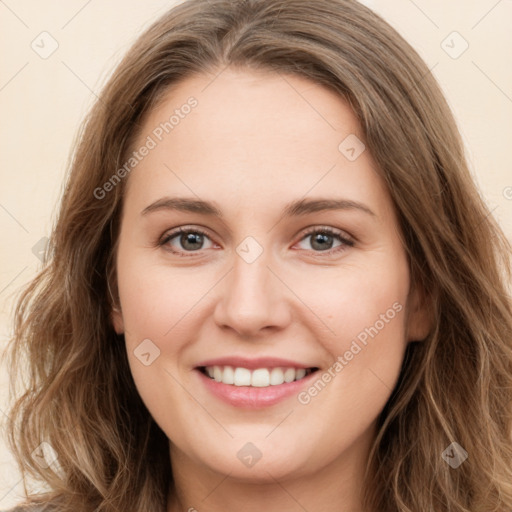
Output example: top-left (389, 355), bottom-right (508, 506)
top-left (112, 66), bottom-right (430, 512)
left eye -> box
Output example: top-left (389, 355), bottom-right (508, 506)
top-left (295, 228), bottom-right (354, 253)
top-left (159, 226), bottom-right (354, 256)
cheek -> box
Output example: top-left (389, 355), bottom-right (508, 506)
top-left (116, 261), bottom-right (202, 428)
top-left (302, 257), bottom-right (409, 350)
top-left (298, 253), bottom-right (410, 407)
top-left (295, 279), bottom-right (408, 451)
top-left (117, 257), bottom-right (205, 344)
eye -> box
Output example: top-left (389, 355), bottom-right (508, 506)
top-left (159, 227), bottom-right (216, 256)
top-left (158, 225), bottom-right (355, 258)
top-left (295, 226), bottom-right (354, 255)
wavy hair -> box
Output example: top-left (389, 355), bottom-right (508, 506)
top-left (3, 0), bottom-right (512, 510)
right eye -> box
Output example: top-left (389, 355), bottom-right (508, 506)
top-left (159, 226), bottom-right (217, 257)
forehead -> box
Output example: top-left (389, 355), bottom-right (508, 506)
top-left (141, 66), bottom-right (360, 149)
top-left (123, 67), bottom-right (391, 220)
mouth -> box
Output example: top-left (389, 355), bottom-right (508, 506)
top-left (194, 363), bottom-right (320, 408)
top-left (197, 365), bottom-right (319, 387)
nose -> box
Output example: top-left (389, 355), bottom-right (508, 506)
top-left (212, 247), bottom-right (292, 338)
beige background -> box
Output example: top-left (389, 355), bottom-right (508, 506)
top-left (1, 0), bottom-right (511, 507)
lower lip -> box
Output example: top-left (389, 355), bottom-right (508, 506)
top-left (195, 369), bottom-right (317, 408)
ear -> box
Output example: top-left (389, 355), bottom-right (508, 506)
top-left (405, 281), bottom-right (433, 342)
top-left (111, 306), bottom-right (124, 334)
top-left (106, 260), bottom-right (124, 334)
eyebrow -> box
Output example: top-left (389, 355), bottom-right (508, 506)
top-left (141, 196), bottom-right (376, 218)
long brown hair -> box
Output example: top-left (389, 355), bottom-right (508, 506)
top-left (4, 0), bottom-right (512, 510)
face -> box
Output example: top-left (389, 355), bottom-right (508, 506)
top-left (112, 67), bottom-right (429, 483)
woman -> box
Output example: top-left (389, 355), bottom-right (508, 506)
top-left (3, 0), bottom-right (512, 511)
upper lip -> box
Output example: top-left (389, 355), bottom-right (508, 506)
top-left (195, 356), bottom-right (317, 370)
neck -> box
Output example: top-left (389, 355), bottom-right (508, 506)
top-left (166, 423), bottom-right (376, 512)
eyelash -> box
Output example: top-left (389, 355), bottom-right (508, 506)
top-left (158, 225), bottom-right (355, 258)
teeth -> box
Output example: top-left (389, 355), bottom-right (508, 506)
top-left (204, 365), bottom-right (312, 387)
top-left (270, 367), bottom-right (284, 385)
top-left (283, 368), bottom-right (295, 383)
top-left (222, 365), bottom-right (234, 384)
top-left (296, 368), bottom-right (306, 380)
top-left (251, 368), bottom-right (269, 387)
top-left (233, 367), bottom-right (251, 386)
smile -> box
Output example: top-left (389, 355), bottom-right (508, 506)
top-left (200, 365), bottom-right (317, 387)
